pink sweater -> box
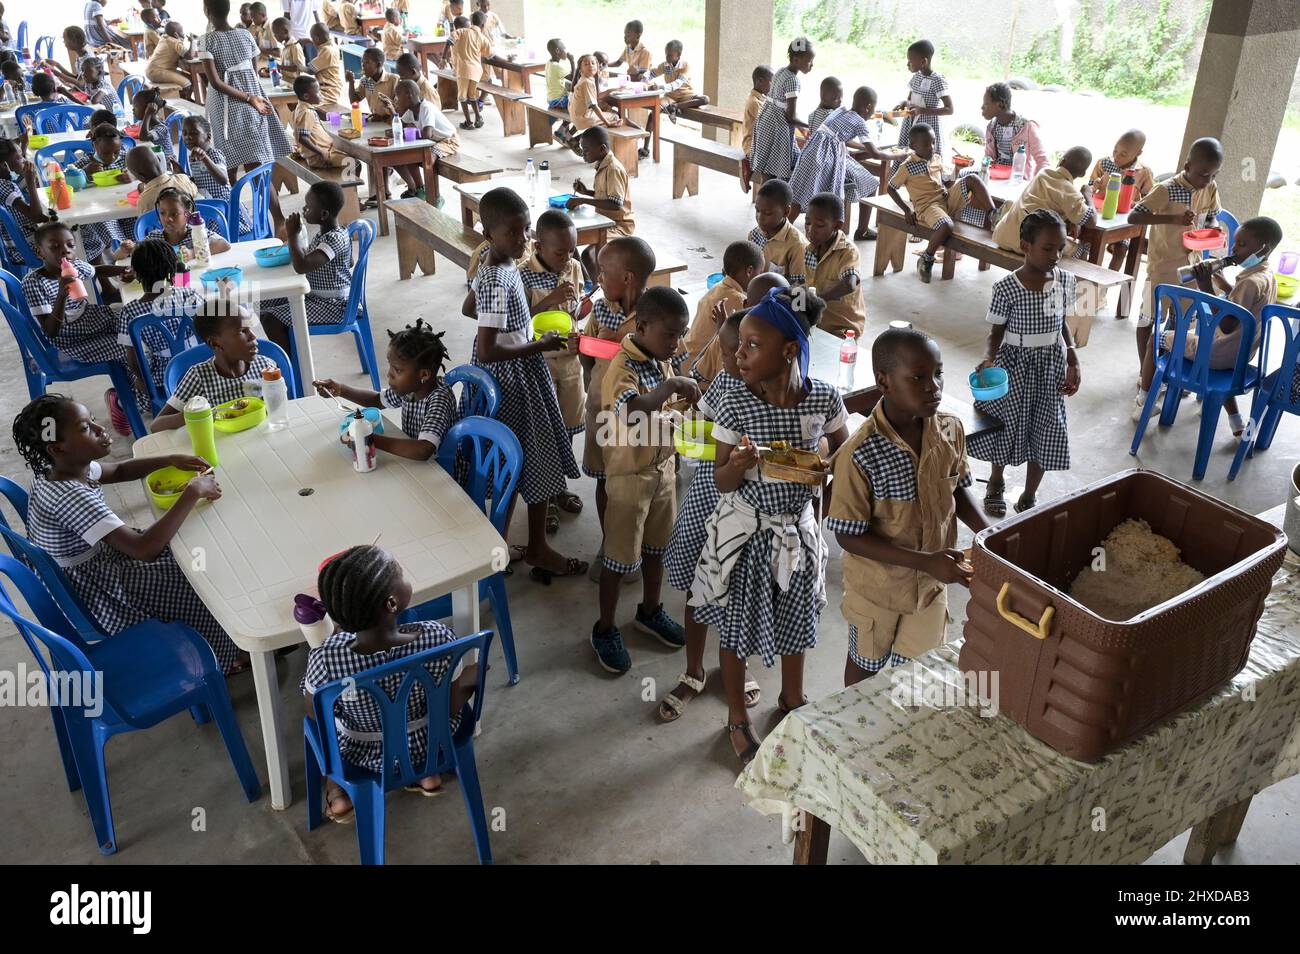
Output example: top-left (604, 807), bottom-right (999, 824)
top-left (984, 115), bottom-right (1048, 180)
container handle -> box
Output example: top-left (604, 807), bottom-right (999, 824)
top-left (996, 581), bottom-right (1054, 640)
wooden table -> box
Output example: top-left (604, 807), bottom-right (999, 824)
top-left (326, 120), bottom-right (438, 237)
top-left (492, 54), bottom-right (547, 94)
top-left (407, 35), bottom-right (448, 75)
top-left (454, 176), bottom-right (617, 247)
top-left (121, 26), bottom-right (148, 61)
top-left (608, 87), bottom-right (665, 164)
top-left (258, 77), bottom-right (298, 128)
top-left (128, 395), bottom-right (503, 809)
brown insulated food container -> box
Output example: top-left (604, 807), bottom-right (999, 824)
top-left (961, 469), bottom-right (1285, 762)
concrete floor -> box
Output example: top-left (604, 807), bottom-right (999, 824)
top-left (2, 116), bottom-right (1298, 865)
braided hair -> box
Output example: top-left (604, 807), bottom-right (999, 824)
top-left (156, 187), bottom-right (196, 213)
top-left (387, 318), bottom-right (448, 379)
top-left (1019, 207), bottom-right (1065, 244)
top-left (317, 545), bottom-right (402, 632)
top-left (131, 237), bottom-right (180, 291)
top-left (13, 394), bottom-right (73, 477)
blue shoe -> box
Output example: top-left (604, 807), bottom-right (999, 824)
top-left (591, 624), bottom-right (631, 674)
top-left (634, 603), bottom-right (686, 649)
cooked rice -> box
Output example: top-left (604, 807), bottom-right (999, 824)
top-left (1068, 518), bottom-right (1204, 620)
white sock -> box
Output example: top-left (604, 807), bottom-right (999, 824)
top-left (1228, 412), bottom-right (1245, 432)
top-left (1135, 388), bottom-right (1148, 404)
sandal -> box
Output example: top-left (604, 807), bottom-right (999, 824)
top-left (459, 121), bottom-right (475, 130)
top-left (777, 693), bottom-right (807, 715)
top-left (325, 789), bottom-right (355, 824)
top-left (1014, 494), bottom-right (1037, 514)
top-left (474, 118), bottom-right (484, 129)
top-left (983, 480), bottom-right (1007, 518)
top-left (853, 227), bottom-right (878, 241)
top-left (744, 677), bottom-right (762, 709)
top-left (725, 721), bottom-right (762, 766)
top-left (658, 671), bottom-right (707, 723)
top-left (554, 490), bottom-right (584, 514)
top-left (403, 779), bottom-right (445, 798)
top-left (545, 501), bottom-right (560, 535)
top-left (528, 557), bottom-right (590, 585)
top-left (508, 544), bottom-right (526, 563)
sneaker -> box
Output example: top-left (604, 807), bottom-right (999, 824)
top-left (634, 603), bottom-right (686, 648)
top-left (916, 253), bottom-right (934, 283)
top-left (104, 388), bottom-right (131, 435)
top-left (591, 623), bottom-right (631, 674)
top-left (414, 187), bottom-right (427, 201)
top-left (638, 145), bottom-right (650, 159)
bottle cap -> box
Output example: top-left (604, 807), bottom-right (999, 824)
top-left (262, 367), bottom-right (282, 382)
top-left (184, 395), bottom-right (211, 413)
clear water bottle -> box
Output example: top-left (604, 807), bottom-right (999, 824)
top-left (524, 158), bottom-right (537, 206)
top-left (187, 211), bottom-right (210, 267)
top-left (111, 95), bottom-right (125, 119)
top-left (837, 330), bottom-right (858, 391)
top-left (262, 366), bottom-right (290, 430)
top-left (1010, 143), bottom-right (1027, 183)
top-left (391, 113), bottom-right (403, 144)
top-left (268, 57), bottom-right (280, 88)
top-left (538, 159), bottom-right (551, 199)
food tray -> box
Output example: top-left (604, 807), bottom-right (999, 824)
top-left (547, 194), bottom-right (576, 208)
top-left (367, 136), bottom-right (392, 147)
top-left (578, 334), bottom-right (621, 360)
top-left (760, 445), bottom-right (827, 485)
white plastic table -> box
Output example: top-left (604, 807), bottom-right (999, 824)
top-left (129, 396), bottom-right (505, 809)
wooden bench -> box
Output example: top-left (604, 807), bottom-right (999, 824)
top-left (437, 152), bottom-right (502, 187)
top-left (389, 198), bottom-right (482, 279)
top-left (662, 132), bottom-right (746, 198)
top-left (648, 255), bottom-right (688, 288)
top-left (675, 105), bottom-right (745, 147)
top-left (522, 101), bottom-right (652, 178)
top-left (432, 67), bottom-right (529, 137)
top-left (273, 155), bottom-right (365, 226)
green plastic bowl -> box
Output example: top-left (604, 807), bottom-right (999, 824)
top-left (92, 169), bottom-right (126, 187)
top-left (212, 396), bottom-right (266, 433)
top-left (675, 417), bottom-right (717, 460)
top-left (533, 309), bottom-right (573, 339)
top-left (146, 466), bottom-right (199, 510)
top-left (1277, 274), bottom-right (1297, 300)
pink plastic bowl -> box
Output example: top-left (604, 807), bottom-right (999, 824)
top-left (577, 334), bottom-right (622, 360)
top-left (1183, 228), bottom-right (1227, 251)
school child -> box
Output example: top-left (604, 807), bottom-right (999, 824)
top-left (646, 40), bottom-right (709, 122)
top-left (249, 1), bottom-right (276, 66)
top-left (828, 327), bottom-right (986, 685)
top-left (520, 209), bottom-right (586, 528)
top-left (800, 192), bottom-right (866, 339)
top-left (181, 114), bottom-right (252, 235)
top-left (259, 182), bottom-right (353, 355)
top-left (270, 17), bottom-right (307, 79)
top-left (338, 0), bottom-right (361, 35)
top-left (146, 20), bottom-right (195, 95)
top-left (371, 7), bottom-right (405, 63)
top-left (589, 287), bottom-right (696, 673)
top-left (390, 79), bottom-right (460, 201)
top-left (894, 39), bottom-right (952, 159)
top-left (239, 2), bottom-right (256, 30)
top-left (131, 86), bottom-right (176, 162)
top-left (980, 82), bottom-right (1046, 177)
top-left (141, 6), bottom-right (163, 56)
top-left (740, 66), bottom-right (772, 193)
top-left (27, 72), bottom-right (69, 108)
top-left (305, 545), bottom-right (481, 821)
top-left (992, 147), bottom-right (1094, 256)
top-left (73, 124), bottom-right (135, 264)
top-left (41, 27), bottom-right (95, 87)
top-left (749, 38), bottom-right (815, 186)
top-left (471, 10), bottom-right (499, 103)
top-left (747, 178), bottom-right (808, 278)
top-left (76, 56), bottom-right (118, 109)
top-left (544, 38), bottom-right (577, 144)
top-left (395, 52), bottom-right (440, 105)
top-left (320, 0), bottom-right (342, 32)
top-left (13, 395), bottom-right (242, 673)
top-left (609, 20), bottom-right (652, 78)
top-left (1136, 216), bottom-right (1281, 435)
top-left (807, 76), bottom-right (843, 134)
top-left (568, 53), bottom-right (621, 134)
top-left (314, 319), bottom-right (458, 463)
top-left (1127, 137), bottom-right (1223, 372)
top-left (114, 238), bottom-right (204, 405)
top-left (1087, 129), bottom-right (1156, 270)
top-left (346, 47), bottom-right (398, 117)
top-left (0, 58), bottom-right (26, 100)
top-left (447, 15), bottom-right (486, 128)
top-left (684, 240), bottom-right (762, 387)
top-left (290, 74), bottom-right (353, 170)
top-left (690, 288), bottom-right (849, 765)
top-left (471, 187), bottom-right (585, 580)
top-left (568, 125), bottom-right (634, 278)
top-left (308, 22), bottom-right (345, 106)
top-left (130, 187), bottom-right (232, 258)
top-left (152, 298), bottom-right (279, 429)
top-left (0, 139), bottom-right (46, 270)
top-left (476, 0), bottom-right (512, 41)
top-left (126, 143), bottom-right (199, 215)
top-left (435, 0), bottom-right (465, 63)
top-left (887, 123), bottom-right (952, 283)
top-left (967, 209), bottom-right (1083, 516)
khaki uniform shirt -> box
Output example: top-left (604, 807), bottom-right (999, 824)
top-left (136, 171), bottom-right (199, 215)
top-left (747, 218), bottom-right (807, 279)
top-left (889, 152), bottom-right (946, 214)
top-left (622, 42), bottom-right (652, 73)
top-left (144, 26), bottom-right (161, 57)
top-left (741, 88), bottom-right (764, 155)
top-left (147, 35), bottom-right (189, 73)
top-left (600, 335), bottom-right (676, 475)
top-left (1088, 156), bottom-right (1155, 202)
top-left (321, 1), bottom-right (342, 31)
top-left (1132, 172), bottom-right (1221, 272)
top-left (685, 275), bottom-right (746, 386)
top-left (381, 23), bottom-right (405, 61)
top-left (280, 38), bottom-right (308, 75)
top-left (311, 44), bottom-right (344, 106)
top-left (650, 58), bottom-right (692, 94)
top-left (339, 2), bottom-right (361, 34)
top-left (803, 230), bottom-right (864, 338)
top-left (593, 153), bottom-right (634, 236)
top-left (992, 164), bottom-right (1092, 252)
top-left (451, 27), bottom-right (484, 80)
top-left (361, 71), bottom-right (399, 114)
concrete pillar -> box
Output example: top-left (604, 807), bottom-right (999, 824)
top-left (1180, 0), bottom-right (1300, 218)
top-left (703, 0), bottom-right (773, 142)
top-left (493, 0), bottom-right (527, 39)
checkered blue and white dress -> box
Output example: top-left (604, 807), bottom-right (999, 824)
top-left (199, 27), bottom-right (292, 168)
top-left (25, 461), bottom-right (241, 673)
top-left (666, 369), bottom-right (742, 593)
top-left (166, 352), bottom-right (275, 410)
top-left (189, 146), bottom-right (252, 235)
top-left (691, 379), bottom-right (847, 663)
top-left (73, 150), bottom-right (134, 260)
top-left (82, 75), bottom-right (118, 109)
top-left (966, 270), bottom-right (1072, 470)
top-left (896, 70), bottom-right (950, 156)
top-left (301, 621), bottom-right (461, 773)
top-left (988, 117), bottom-right (1019, 164)
top-left (20, 263), bottom-right (123, 364)
top-left (788, 106), bottom-right (880, 207)
top-left (116, 286), bottom-right (203, 398)
top-left (471, 263), bottom-right (578, 505)
top-left (260, 227), bottom-right (352, 328)
top-left (0, 178), bottom-right (38, 269)
top-left (141, 119), bottom-right (175, 160)
top-left (143, 223), bottom-right (225, 253)
top-left (749, 66), bottom-right (802, 179)
top-left (381, 382), bottom-right (457, 450)
top-left (808, 105), bottom-right (832, 133)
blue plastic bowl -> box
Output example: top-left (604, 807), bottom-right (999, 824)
top-left (706, 272), bottom-right (724, 289)
top-left (254, 244), bottom-right (291, 267)
top-left (201, 266), bottom-right (242, 288)
top-left (548, 194), bottom-right (575, 209)
top-left (969, 367), bottom-right (1009, 401)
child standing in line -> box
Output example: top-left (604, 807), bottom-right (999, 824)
top-left (691, 288), bottom-right (849, 765)
top-left (1088, 129), bottom-right (1156, 270)
top-left (609, 19), bottom-right (652, 79)
top-left (14, 395), bottom-right (243, 673)
top-left (800, 192), bottom-right (866, 339)
top-left (544, 38), bottom-right (577, 144)
top-left (314, 319), bottom-right (459, 463)
top-left (448, 14), bottom-right (486, 129)
top-left (114, 238), bottom-right (203, 406)
top-left (968, 210), bottom-right (1083, 516)
top-left (828, 327), bottom-right (986, 685)
top-left (747, 178), bottom-right (808, 278)
top-left (683, 241), bottom-right (763, 387)
top-left (568, 125), bottom-right (634, 279)
top-left (0, 139), bottom-right (46, 270)
top-left (73, 124), bottom-right (134, 264)
top-left (646, 40), bottom-right (709, 121)
top-left (740, 65), bottom-right (773, 194)
top-left (472, 187), bottom-right (586, 581)
top-left (749, 38), bottom-right (815, 187)
top-left (590, 287), bottom-right (697, 673)
top-left (992, 147), bottom-right (1094, 256)
top-left (887, 123), bottom-right (951, 283)
top-left (894, 39), bottom-right (952, 160)
top-left (979, 82), bottom-right (1047, 177)
top-left (807, 76), bottom-right (843, 134)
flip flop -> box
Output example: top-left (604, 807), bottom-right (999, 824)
top-left (325, 792), bottom-right (355, 824)
top-left (459, 121), bottom-right (475, 130)
top-left (474, 118), bottom-right (484, 129)
top-left (853, 227), bottom-right (878, 241)
top-left (402, 781), bottom-right (445, 798)
top-left (508, 544), bottom-right (526, 563)
top-left (529, 557), bottom-right (589, 585)
top-left (1014, 495), bottom-right (1037, 514)
top-left (744, 677), bottom-right (762, 708)
top-left (545, 501), bottom-right (560, 535)
top-left (983, 480), bottom-right (1007, 518)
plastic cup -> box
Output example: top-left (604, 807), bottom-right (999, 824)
top-left (327, 111), bottom-right (341, 128)
top-left (403, 126), bottom-right (417, 142)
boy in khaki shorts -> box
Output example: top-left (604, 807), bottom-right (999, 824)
top-left (887, 122), bottom-right (952, 283)
top-left (448, 15), bottom-right (485, 128)
top-left (684, 240), bottom-right (762, 387)
top-left (828, 327), bottom-right (987, 685)
top-left (590, 286), bottom-right (698, 674)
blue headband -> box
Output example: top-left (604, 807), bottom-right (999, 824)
top-left (750, 288), bottom-right (810, 388)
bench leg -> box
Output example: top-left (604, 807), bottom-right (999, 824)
top-left (395, 223), bottom-right (436, 280)
top-left (498, 99), bottom-right (525, 137)
top-left (612, 136), bottom-right (639, 178)
top-left (941, 243), bottom-right (958, 280)
top-left (1183, 796), bottom-right (1253, 865)
top-left (526, 108), bottom-right (552, 149)
top-left (875, 221), bottom-right (906, 275)
top-left (438, 76), bottom-right (458, 111)
top-left (337, 186), bottom-right (362, 227)
top-left (793, 811), bottom-right (830, 865)
top-left (672, 157), bottom-right (698, 199)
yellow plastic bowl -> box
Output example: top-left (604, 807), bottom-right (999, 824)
top-left (533, 309), bottom-right (573, 340)
top-left (92, 169), bottom-right (126, 187)
top-left (146, 466), bottom-right (199, 510)
top-left (27, 134), bottom-right (51, 150)
top-left (674, 418), bottom-right (717, 461)
top-left (1277, 274), bottom-right (1298, 300)
top-left (212, 396), bottom-right (266, 433)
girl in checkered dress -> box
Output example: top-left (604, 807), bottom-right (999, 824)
top-left (130, 187), bottom-right (232, 258)
top-left (304, 545), bottom-right (482, 821)
top-left (259, 182), bottom-right (352, 355)
top-left (130, 85), bottom-right (176, 162)
top-left (115, 238), bottom-right (203, 407)
top-left (893, 39), bottom-right (952, 159)
top-left (748, 38), bottom-right (815, 183)
top-left (689, 289), bottom-right (849, 765)
top-left (313, 318), bottom-right (458, 464)
top-left (77, 57), bottom-right (118, 109)
top-left (789, 87), bottom-right (892, 236)
top-left (967, 210), bottom-right (1082, 517)
top-left (807, 76), bottom-right (843, 134)
top-left (470, 188), bottom-right (586, 580)
top-left (13, 394), bottom-right (244, 674)
top-left (73, 124), bottom-right (135, 263)
top-left (0, 139), bottom-right (47, 270)
top-left (181, 115), bottom-right (254, 236)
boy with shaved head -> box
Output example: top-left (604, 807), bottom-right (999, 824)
top-left (1088, 129), bottom-right (1156, 270)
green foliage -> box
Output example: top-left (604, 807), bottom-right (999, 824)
top-left (772, 0), bottom-right (911, 61)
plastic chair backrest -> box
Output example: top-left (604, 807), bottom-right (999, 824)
top-left (229, 162), bottom-right (274, 240)
top-left (0, 474), bottom-right (29, 527)
top-left (133, 200), bottom-right (232, 241)
top-left (163, 339), bottom-right (296, 398)
top-left (0, 266), bottom-right (30, 315)
top-left (444, 365), bottom-right (500, 418)
top-left (34, 142), bottom-right (94, 183)
top-left (435, 415), bottom-right (521, 535)
top-left (0, 294), bottom-right (62, 374)
top-left (33, 36), bottom-right (54, 62)
top-left (0, 553), bottom-right (96, 689)
top-left (310, 631), bottom-right (491, 785)
top-left (1153, 284), bottom-right (1260, 393)
top-left (0, 207), bottom-right (42, 272)
top-left (344, 218), bottom-right (374, 321)
top-left (0, 524), bottom-right (103, 643)
top-left (16, 22), bottom-right (27, 57)
top-left (1256, 302), bottom-right (1300, 411)
top-left (117, 75), bottom-right (144, 108)
top-left (165, 111), bottom-right (189, 172)
top-left (33, 104), bottom-right (96, 133)
top-left (128, 309), bottom-right (198, 412)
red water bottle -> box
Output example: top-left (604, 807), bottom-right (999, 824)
top-left (61, 258), bottom-right (87, 301)
top-left (1117, 169), bottom-right (1136, 214)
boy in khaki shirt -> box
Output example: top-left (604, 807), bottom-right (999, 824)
top-left (591, 286), bottom-right (697, 673)
top-left (126, 145), bottom-right (199, 215)
top-left (370, 8), bottom-right (405, 62)
top-left (290, 75), bottom-right (351, 169)
top-left (248, 2), bottom-right (275, 67)
top-left (647, 40), bottom-right (709, 117)
top-left (320, 0), bottom-right (342, 31)
top-left (740, 66), bottom-right (772, 193)
top-left (347, 48), bottom-right (399, 118)
top-left (610, 20), bottom-right (652, 78)
top-left (800, 193), bottom-right (866, 339)
top-left (747, 179), bottom-right (808, 280)
top-left (1088, 129), bottom-right (1156, 270)
top-left (394, 53), bottom-right (439, 105)
top-left (309, 24), bottom-right (344, 106)
top-left (828, 327), bottom-right (986, 684)
top-left (338, 1), bottom-right (361, 34)
top-left (568, 126), bottom-right (634, 278)
top-left (887, 122), bottom-right (951, 283)
top-left (271, 18), bottom-right (307, 78)
top-left (992, 147), bottom-right (1095, 257)
top-left (684, 240), bottom-right (762, 386)
top-left (447, 16), bottom-right (486, 127)
top-left (145, 21), bottom-right (192, 91)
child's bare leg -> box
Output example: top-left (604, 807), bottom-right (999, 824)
top-left (461, 100), bottom-right (472, 125)
top-left (638, 553), bottom-right (664, 615)
top-left (263, 313), bottom-right (293, 354)
top-left (924, 220), bottom-right (952, 258)
top-left (595, 478), bottom-right (607, 528)
top-left (962, 175), bottom-right (994, 216)
top-left (1136, 321), bottom-right (1153, 365)
top-left (984, 463), bottom-right (1007, 516)
top-left (597, 565), bottom-right (623, 631)
top-left (324, 779), bottom-right (353, 816)
top-left (580, 244), bottom-right (599, 285)
top-left (721, 648), bottom-right (759, 760)
top-left (778, 652), bottom-right (806, 711)
top-left (525, 500), bottom-right (584, 574)
top-left (1138, 345), bottom-right (1157, 391)
top-left (659, 607), bottom-right (709, 719)
top-left (471, 99), bottom-right (482, 124)
top-left (853, 200), bottom-right (876, 240)
top-left (1019, 462), bottom-right (1046, 507)
top-left (845, 652), bottom-right (871, 687)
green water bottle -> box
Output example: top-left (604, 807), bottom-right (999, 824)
top-left (1101, 172), bottom-right (1121, 220)
top-left (183, 395), bottom-right (219, 468)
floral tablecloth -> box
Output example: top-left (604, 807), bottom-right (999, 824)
top-left (737, 553), bottom-right (1300, 864)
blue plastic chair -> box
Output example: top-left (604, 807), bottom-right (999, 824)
top-left (399, 416), bottom-right (522, 685)
top-left (0, 523), bottom-right (104, 645)
top-left (33, 35), bottom-right (54, 62)
top-left (285, 219), bottom-right (379, 391)
top-left (31, 103), bottom-right (97, 133)
top-left (15, 21), bottom-right (27, 59)
top-left (0, 295), bottom-right (148, 437)
top-left (164, 338), bottom-right (297, 399)
top-left (128, 310), bottom-right (198, 415)
top-left (0, 264), bottom-right (30, 314)
top-left (165, 110), bottom-right (189, 172)
top-left (1129, 285), bottom-right (1265, 480)
top-left (445, 364), bottom-right (501, 418)
top-left (1229, 302), bottom-right (1300, 480)
top-left (229, 162), bottom-right (274, 241)
top-left (1202, 209), bottom-right (1239, 262)
top-left (0, 554), bottom-right (261, 854)
top-left (34, 141), bottom-right (95, 182)
top-left (304, 630), bottom-right (494, 864)
top-left (133, 200), bottom-right (232, 241)
top-left (117, 74), bottom-right (143, 109)
top-left (0, 208), bottom-right (40, 274)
